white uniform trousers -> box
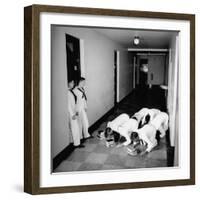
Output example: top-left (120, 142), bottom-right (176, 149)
top-left (74, 87), bottom-right (90, 139)
top-left (67, 89), bottom-right (81, 146)
top-left (78, 109), bottom-right (90, 138)
top-left (68, 116), bottom-right (81, 146)
top-left (151, 112), bottom-right (169, 138)
top-left (137, 124), bottom-right (158, 152)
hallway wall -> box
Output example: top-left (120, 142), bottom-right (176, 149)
top-left (51, 26), bottom-right (132, 158)
top-left (51, 26), bottom-right (70, 158)
top-left (118, 51), bottom-right (133, 101)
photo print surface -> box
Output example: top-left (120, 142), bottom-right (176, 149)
top-left (51, 25), bottom-right (179, 173)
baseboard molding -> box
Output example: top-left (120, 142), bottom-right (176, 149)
top-left (89, 90), bottom-right (134, 133)
top-left (167, 146), bottom-right (175, 167)
top-left (116, 90), bottom-right (134, 107)
top-left (88, 107), bottom-right (115, 134)
top-left (52, 106), bottom-right (115, 171)
top-left (53, 143), bottom-right (75, 171)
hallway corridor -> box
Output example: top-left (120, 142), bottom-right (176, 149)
top-left (54, 86), bottom-right (168, 172)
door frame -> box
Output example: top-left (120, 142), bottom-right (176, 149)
top-left (114, 50), bottom-right (120, 105)
top-left (79, 39), bottom-right (85, 77)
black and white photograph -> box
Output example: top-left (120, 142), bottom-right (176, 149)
top-left (1, 0), bottom-right (198, 198)
top-left (23, 4), bottom-right (195, 194)
top-left (51, 25), bottom-right (179, 173)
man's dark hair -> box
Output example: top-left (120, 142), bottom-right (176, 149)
top-left (110, 131), bottom-right (120, 143)
top-left (138, 120), bottom-right (143, 129)
top-left (130, 132), bottom-right (139, 141)
top-left (144, 114), bottom-right (150, 125)
top-left (138, 114), bottom-right (150, 128)
top-left (104, 127), bottom-right (112, 138)
top-left (68, 78), bottom-right (74, 84)
top-left (77, 77), bottom-right (86, 85)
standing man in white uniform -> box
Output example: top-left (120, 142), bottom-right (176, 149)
top-left (74, 77), bottom-right (91, 139)
top-left (67, 79), bottom-right (84, 148)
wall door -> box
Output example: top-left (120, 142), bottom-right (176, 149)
top-left (133, 56), bottom-right (136, 89)
top-left (139, 58), bottom-right (148, 88)
top-left (148, 55), bottom-right (166, 85)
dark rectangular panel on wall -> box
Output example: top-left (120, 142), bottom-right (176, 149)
top-left (66, 33), bottom-right (81, 84)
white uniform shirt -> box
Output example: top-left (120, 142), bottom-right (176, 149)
top-left (118, 118), bottom-right (138, 134)
top-left (141, 108), bottom-right (161, 124)
top-left (67, 89), bottom-right (77, 117)
top-left (74, 87), bottom-right (87, 113)
top-left (134, 108), bottom-right (161, 125)
top-left (134, 108), bottom-right (149, 122)
top-left (107, 113), bottom-right (130, 132)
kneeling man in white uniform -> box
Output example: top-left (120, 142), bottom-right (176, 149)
top-left (105, 113), bottom-right (138, 146)
top-left (133, 108), bottom-right (161, 128)
top-left (131, 112), bottom-right (169, 153)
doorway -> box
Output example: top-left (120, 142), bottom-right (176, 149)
top-left (66, 33), bottom-right (81, 85)
top-left (139, 58), bottom-right (148, 89)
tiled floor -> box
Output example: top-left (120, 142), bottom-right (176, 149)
top-left (54, 87), bottom-right (168, 173)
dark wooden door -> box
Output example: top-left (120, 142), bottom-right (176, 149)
top-left (66, 33), bottom-right (81, 85)
top-left (139, 58), bottom-right (148, 88)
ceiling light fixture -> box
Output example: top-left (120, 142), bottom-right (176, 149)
top-left (133, 36), bottom-right (140, 45)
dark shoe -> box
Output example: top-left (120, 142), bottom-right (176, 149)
top-left (74, 144), bottom-right (85, 148)
top-left (78, 144), bottom-right (85, 148)
top-left (81, 138), bottom-right (86, 143)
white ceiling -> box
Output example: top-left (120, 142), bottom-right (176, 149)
top-left (95, 28), bottom-right (178, 49)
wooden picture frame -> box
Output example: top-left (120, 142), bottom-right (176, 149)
top-left (24, 4), bottom-right (195, 194)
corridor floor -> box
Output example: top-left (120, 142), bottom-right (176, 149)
top-left (54, 87), bottom-right (168, 172)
